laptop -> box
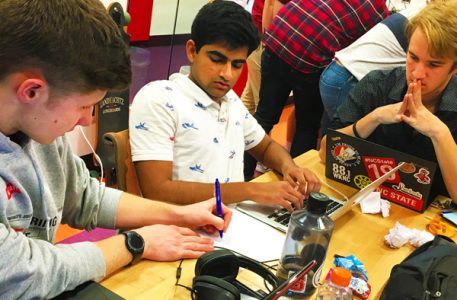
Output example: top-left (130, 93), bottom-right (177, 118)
top-left (52, 281), bottom-right (124, 300)
top-left (325, 129), bottom-right (437, 212)
top-left (236, 163), bottom-right (402, 232)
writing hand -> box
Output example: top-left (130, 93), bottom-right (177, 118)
top-left (174, 198), bottom-right (232, 235)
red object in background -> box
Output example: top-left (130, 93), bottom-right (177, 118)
top-left (127, 0), bottom-right (154, 42)
top-left (232, 64), bottom-right (248, 97)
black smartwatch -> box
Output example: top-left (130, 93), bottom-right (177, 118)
top-left (121, 231), bottom-right (145, 265)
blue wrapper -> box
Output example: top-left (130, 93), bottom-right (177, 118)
top-left (333, 255), bottom-right (369, 281)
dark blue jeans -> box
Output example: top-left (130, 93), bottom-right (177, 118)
top-left (244, 48), bottom-right (323, 179)
top-left (319, 60), bottom-right (358, 134)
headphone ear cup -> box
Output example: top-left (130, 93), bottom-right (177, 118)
top-left (193, 275), bottom-right (240, 300)
top-left (195, 249), bottom-right (240, 282)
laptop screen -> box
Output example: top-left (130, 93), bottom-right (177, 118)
top-left (325, 129), bottom-right (437, 212)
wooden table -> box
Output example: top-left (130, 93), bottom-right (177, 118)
top-left (101, 150), bottom-right (452, 299)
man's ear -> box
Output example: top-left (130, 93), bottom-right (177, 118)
top-left (16, 78), bottom-right (48, 104)
top-left (186, 39), bottom-right (197, 64)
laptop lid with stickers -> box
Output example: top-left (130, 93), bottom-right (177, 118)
top-left (325, 129), bottom-right (437, 212)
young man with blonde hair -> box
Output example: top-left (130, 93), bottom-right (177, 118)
top-left (0, 0), bottom-right (231, 298)
top-left (320, 0), bottom-right (457, 202)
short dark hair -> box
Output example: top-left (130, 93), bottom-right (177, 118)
top-left (0, 0), bottom-right (131, 95)
top-left (191, 0), bottom-right (260, 55)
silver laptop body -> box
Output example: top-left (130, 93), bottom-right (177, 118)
top-left (236, 163), bottom-right (403, 232)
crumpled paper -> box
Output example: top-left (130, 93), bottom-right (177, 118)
top-left (384, 222), bottom-right (434, 248)
top-left (359, 192), bottom-right (391, 217)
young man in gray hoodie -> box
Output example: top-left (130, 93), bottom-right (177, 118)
top-left (0, 0), bottom-right (231, 298)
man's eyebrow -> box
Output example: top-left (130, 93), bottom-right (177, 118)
top-left (207, 50), bottom-right (228, 60)
top-left (409, 49), bottom-right (445, 64)
top-left (207, 50), bottom-right (246, 64)
top-left (232, 59), bottom-right (247, 65)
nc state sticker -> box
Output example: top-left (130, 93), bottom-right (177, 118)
top-left (414, 168), bottom-right (431, 185)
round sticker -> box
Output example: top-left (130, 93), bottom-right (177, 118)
top-left (331, 143), bottom-right (361, 167)
top-left (354, 175), bottom-right (372, 189)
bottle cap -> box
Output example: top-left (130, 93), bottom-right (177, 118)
top-left (330, 267), bottom-right (352, 287)
top-left (307, 192), bottom-right (330, 214)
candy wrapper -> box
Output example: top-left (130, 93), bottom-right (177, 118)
top-left (324, 266), bottom-right (371, 299)
top-left (349, 276), bottom-right (371, 299)
top-left (333, 255), bottom-right (368, 281)
top-left (334, 255), bottom-right (370, 299)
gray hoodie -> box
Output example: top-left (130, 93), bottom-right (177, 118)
top-left (0, 132), bottom-right (122, 299)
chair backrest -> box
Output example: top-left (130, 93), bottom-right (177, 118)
top-left (103, 129), bottom-right (141, 196)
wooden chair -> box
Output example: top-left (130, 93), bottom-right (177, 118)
top-left (103, 129), bottom-right (141, 196)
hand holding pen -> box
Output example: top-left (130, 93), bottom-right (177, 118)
top-left (215, 178), bottom-right (224, 238)
top-left (173, 197), bottom-right (232, 236)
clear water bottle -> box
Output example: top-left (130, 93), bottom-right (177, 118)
top-left (276, 192), bottom-right (335, 298)
top-left (315, 267), bottom-right (353, 300)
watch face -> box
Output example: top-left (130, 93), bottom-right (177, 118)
top-left (125, 231), bottom-right (144, 254)
top-left (129, 233), bottom-right (144, 249)
top-left (123, 231), bottom-right (144, 265)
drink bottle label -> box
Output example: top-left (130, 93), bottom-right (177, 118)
top-left (288, 271), bottom-right (307, 294)
top-left (284, 263), bottom-right (324, 298)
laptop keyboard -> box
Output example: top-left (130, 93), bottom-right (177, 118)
top-left (266, 200), bottom-right (344, 227)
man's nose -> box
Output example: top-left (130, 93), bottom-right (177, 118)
top-left (220, 63), bottom-right (233, 81)
top-left (413, 63), bottom-right (426, 79)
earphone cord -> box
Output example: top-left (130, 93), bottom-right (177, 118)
top-left (175, 259), bottom-right (196, 297)
top-left (78, 126), bottom-right (104, 184)
top-left (215, 246), bottom-right (279, 271)
top-left (260, 259), bottom-right (279, 293)
top-left (215, 246), bottom-right (278, 293)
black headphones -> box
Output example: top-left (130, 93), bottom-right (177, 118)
top-left (192, 249), bottom-right (280, 300)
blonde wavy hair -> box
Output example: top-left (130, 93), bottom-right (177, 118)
top-left (406, 0), bottom-right (457, 63)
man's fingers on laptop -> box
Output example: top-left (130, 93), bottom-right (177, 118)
top-left (287, 189), bottom-right (305, 210)
top-left (306, 180), bottom-right (321, 194)
top-left (299, 181), bottom-right (308, 196)
top-left (303, 167), bottom-right (319, 181)
top-left (302, 169), bottom-right (321, 194)
top-left (281, 200), bottom-right (294, 212)
top-left (289, 197), bottom-right (303, 210)
top-left (283, 167), bottom-right (319, 195)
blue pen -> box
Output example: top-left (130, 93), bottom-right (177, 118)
top-left (215, 178), bottom-right (224, 238)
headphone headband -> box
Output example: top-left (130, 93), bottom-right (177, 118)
top-left (193, 249), bottom-right (279, 300)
